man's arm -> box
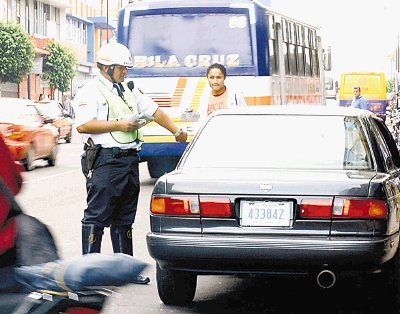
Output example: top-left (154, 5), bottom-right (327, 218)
top-left (363, 98), bottom-right (369, 110)
top-left (153, 108), bottom-right (187, 142)
top-left (76, 119), bottom-right (142, 134)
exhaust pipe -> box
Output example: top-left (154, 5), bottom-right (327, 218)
top-left (316, 269), bottom-right (336, 289)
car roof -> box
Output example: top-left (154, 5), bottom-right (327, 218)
top-left (211, 105), bottom-right (374, 118)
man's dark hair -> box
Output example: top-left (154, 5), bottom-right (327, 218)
top-left (207, 63), bottom-right (227, 78)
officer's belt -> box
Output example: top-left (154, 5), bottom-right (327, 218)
top-left (99, 147), bottom-right (138, 157)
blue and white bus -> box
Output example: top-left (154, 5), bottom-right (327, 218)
top-left (117, 0), bottom-right (331, 178)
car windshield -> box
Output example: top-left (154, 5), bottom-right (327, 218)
top-left (183, 114), bottom-right (373, 170)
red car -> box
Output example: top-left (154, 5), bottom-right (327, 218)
top-left (32, 100), bottom-right (74, 143)
top-left (0, 97), bottom-right (58, 171)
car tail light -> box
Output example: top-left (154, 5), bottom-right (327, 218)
top-left (199, 197), bottom-right (231, 217)
top-left (300, 198), bottom-right (333, 218)
top-left (370, 103), bottom-right (383, 112)
top-left (332, 198), bottom-right (387, 218)
top-left (300, 198), bottom-right (387, 219)
top-left (6, 131), bottom-right (25, 140)
top-left (150, 196), bottom-right (232, 217)
top-left (150, 196), bottom-right (199, 215)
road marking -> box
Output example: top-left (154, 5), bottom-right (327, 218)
top-left (22, 169), bottom-right (81, 184)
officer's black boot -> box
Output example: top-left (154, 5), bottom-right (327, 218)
top-left (82, 224), bottom-right (104, 254)
top-left (110, 225), bottom-right (133, 255)
top-left (110, 225), bottom-right (150, 284)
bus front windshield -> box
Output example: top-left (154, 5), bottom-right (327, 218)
top-left (127, 13), bottom-right (253, 73)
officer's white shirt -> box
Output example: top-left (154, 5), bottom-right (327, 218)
top-left (73, 74), bottom-right (158, 149)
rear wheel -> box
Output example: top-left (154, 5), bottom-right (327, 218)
top-left (156, 263), bottom-right (197, 305)
top-left (375, 247), bottom-right (400, 311)
top-left (47, 144), bottom-right (58, 167)
top-left (23, 146), bottom-right (35, 171)
top-left (387, 248), bottom-right (400, 304)
top-left (65, 131), bottom-right (72, 143)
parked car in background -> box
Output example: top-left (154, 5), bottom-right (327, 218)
top-left (0, 97), bottom-right (58, 171)
top-left (147, 105), bottom-right (400, 309)
top-left (32, 100), bottom-right (73, 143)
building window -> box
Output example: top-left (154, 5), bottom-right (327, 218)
top-left (66, 17), bottom-right (88, 45)
top-left (33, 1), bottom-right (60, 37)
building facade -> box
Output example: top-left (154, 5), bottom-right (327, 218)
top-left (0, 0), bottom-right (129, 100)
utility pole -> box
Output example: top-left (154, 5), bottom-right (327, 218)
top-left (396, 34), bottom-right (399, 95)
top-left (396, 34), bottom-right (399, 73)
top-left (107, 0), bottom-right (109, 43)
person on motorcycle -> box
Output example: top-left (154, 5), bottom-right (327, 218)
top-left (0, 137), bottom-right (23, 292)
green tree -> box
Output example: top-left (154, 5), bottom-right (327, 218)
top-left (43, 41), bottom-right (76, 93)
top-left (0, 22), bottom-right (34, 84)
top-left (387, 78), bottom-right (394, 93)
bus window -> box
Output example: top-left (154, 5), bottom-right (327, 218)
top-left (297, 46), bottom-right (305, 76)
top-left (281, 19), bottom-right (290, 74)
top-left (268, 14), bottom-right (276, 40)
top-left (298, 25), bottom-right (305, 46)
top-left (269, 38), bottom-right (278, 74)
top-left (267, 14), bottom-right (277, 75)
top-left (289, 44), bottom-right (297, 75)
top-left (288, 21), bottom-right (297, 75)
top-left (304, 48), bottom-right (312, 76)
top-left (311, 50), bottom-right (319, 77)
top-left (127, 13), bottom-right (253, 75)
top-left (304, 26), bottom-right (310, 47)
top-left (296, 25), bottom-right (305, 76)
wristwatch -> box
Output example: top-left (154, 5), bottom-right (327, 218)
top-left (174, 128), bottom-right (184, 137)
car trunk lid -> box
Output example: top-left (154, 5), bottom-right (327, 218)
top-left (166, 168), bottom-right (376, 196)
top-left (165, 168), bottom-right (379, 236)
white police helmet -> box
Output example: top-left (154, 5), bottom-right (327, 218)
top-left (96, 42), bottom-right (133, 67)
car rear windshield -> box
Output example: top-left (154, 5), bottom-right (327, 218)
top-left (183, 114), bottom-right (373, 170)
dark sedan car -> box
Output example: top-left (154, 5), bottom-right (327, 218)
top-left (147, 105), bottom-right (400, 306)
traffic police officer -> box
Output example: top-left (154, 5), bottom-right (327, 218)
top-left (73, 42), bottom-right (187, 284)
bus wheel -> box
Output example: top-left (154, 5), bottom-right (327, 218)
top-left (147, 156), bottom-right (180, 179)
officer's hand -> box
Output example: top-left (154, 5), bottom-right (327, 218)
top-left (175, 131), bottom-right (188, 143)
top-left (116, 119), bottom-right (140, 132)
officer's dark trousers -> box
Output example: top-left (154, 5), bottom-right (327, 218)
top-left (80, 147), bottom-right (140, 255)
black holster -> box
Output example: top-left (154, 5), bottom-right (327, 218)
top-left (84, 138), bottom-right (101, 171)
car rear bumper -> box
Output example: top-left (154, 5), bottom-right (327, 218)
top-left (147, 232), bottom-right (399, 275)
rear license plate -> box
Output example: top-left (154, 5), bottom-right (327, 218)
top-left (240, 200), bottom-right (293, 227)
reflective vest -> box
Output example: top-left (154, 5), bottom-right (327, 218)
top-left (97, 80), bottom-right (143, 144)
